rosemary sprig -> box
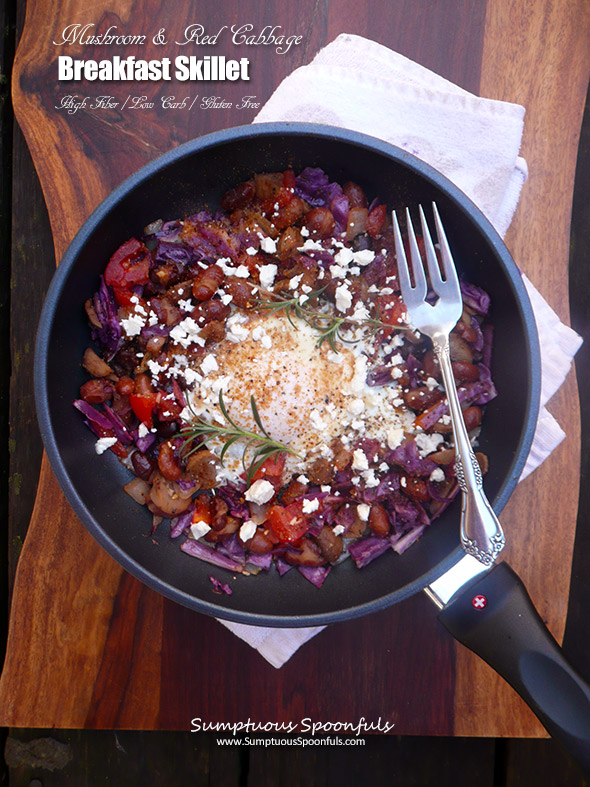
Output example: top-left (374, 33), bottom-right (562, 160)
top-left (179, 390), bottom-right (301, 484)
top-left (255, 286), bottom-right (387, 352)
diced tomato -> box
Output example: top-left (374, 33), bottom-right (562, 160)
top-left (156, 397), bottom-right (183, 423)
top-left (260, 170), bottom-right (296, 215)
top-left (251, 453), bottom-right (286, 484)
top-left (267, 501), bottom-right (309, 544)
top-left (366, 204), bottom-right (387, 238)
top-left (129, 392), bottom-right (158, 428)
top-left (193, 495), bottom-right (213, 526)
top-left (104, 238), bottom-right (150, 293)
top-left (378, 293), bottom-right (408, 327)
top-left (111, 287), bottom-right (148, 309)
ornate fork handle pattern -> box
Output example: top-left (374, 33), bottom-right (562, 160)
top-left (433, 336), bottom-right (505, 564)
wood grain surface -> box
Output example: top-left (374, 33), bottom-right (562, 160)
top-left (1, 0), bottom-right (588, 736)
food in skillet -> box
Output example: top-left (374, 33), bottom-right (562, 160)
top-left (74, 167), bottom-right (497, 587)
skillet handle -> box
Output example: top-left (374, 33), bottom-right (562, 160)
top-left (438, 561), bottom-right (590, 775)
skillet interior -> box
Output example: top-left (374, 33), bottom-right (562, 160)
top-left (35, 123), bottom-right (540, 626)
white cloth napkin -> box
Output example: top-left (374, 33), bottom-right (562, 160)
top-left (218, 34), bottom-right (582, 668)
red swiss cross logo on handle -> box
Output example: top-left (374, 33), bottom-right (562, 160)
top-left (472, 595), bottom-right (487, 610)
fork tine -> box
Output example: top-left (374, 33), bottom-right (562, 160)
top-left (418, 204), bottom-right (445, 297)
top-left (432, 202), bottom-right (461, 299)
top-left (392, 210), bottom-right (414, 302)
top-left (404, 208), bottom-right (428, 300)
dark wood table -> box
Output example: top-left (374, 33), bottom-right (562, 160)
top-left (2, 0), bottom-right (590, 783)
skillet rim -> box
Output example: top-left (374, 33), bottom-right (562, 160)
top-left (34, 122), bottom-right (541, 627)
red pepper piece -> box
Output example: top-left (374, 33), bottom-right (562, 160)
top-left (267, 501), bottom-right (309, 544)
top-left (129, 392), bottom-right (158, 428)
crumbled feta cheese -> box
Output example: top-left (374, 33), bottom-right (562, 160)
top-left (190, 520), bottom-right (211, 540)
top-left (225, 314), bottom-right (250, 343)
top-left (351, 303), bottom-right (371, 322)
top-left (333, 525), bottom-right (345, 536)
top-left (245, 479), bottom-right (275, 505)
top-left (300, 226), bottom-right (310, 237)
top-left (184, 368), bottom-right (202, 386)
top-left (430, 467), bottom-right (446, 483)
top-left (260, 236), bottom-right (277, 254)
top-left (352, 249), bottom-right (375, 266)
top-left (95, 436), bottom-right (117, 455)
top-left (386, 427), bottom-right (404, 450)
top-left (169, 317), bottom-right (206, 349)
top-left (259, 263), bottom-right (278, 290)
top-left (335, 283), bottom-right (352, 313)
top-left (357, 503), bottom-right (371, 522)
top-left (299, 238), bottom-right (325, 252)
top-left (200, 354), bottom-right (219, 375)
top-left (400, 476), bottom-right (407, 487)
top-left (138, 423), bottom-right (149, 439)
top-left (362, 468), bottom-right (380, 488)
top-left (147, 359), bottom-right (167, 377)
top-left (309, 409), bottom-right (327, 431)
top-left (347, 398), bottom-right (365, 416)
top-left (297, 474), bottom-right (309, 484)
top-left (228, 324), bottom-right (249, 342)
top-left (216, 259), bottom-right (250, 278)
top-left (425, 376), bottom-right (439, 391)
top-left (330, 265), bottom-right (348, 280)
top-left (334, 247), bottom-right (354, 265)
top-left (352, 449), bottom-right (369, 471)
top-left (120, 314), bottom-right (145, 337)
top-left (414, 432), bottom-right (444, 457)
top-left (220, 292), bottom-right (233, 305)
top-left (289, 273), bottom-right (304, 290)
top-left (245, 246), bottom-right (257, 256)
top-left (178, 298), bottom-right (194, 312)
top-left (251, 325), bottom-right (272, 349)
top-left (179, 406), bottom-right (193, 422)
top-left (302, 498), bottom-right (320, 514)
top-left (239, 520), bottom-right (258, 542)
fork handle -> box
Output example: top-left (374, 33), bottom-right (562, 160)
top-left (433, 338), bottom-right (505, 566)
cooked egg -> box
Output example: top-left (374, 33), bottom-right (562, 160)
top-left (185, 312), bottom-right (412, 482)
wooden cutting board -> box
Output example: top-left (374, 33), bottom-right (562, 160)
top-left (2, 0), bottom-right (588, 734)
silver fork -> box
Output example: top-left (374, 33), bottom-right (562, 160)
top-left (392, 204), bottom-right (505, 566)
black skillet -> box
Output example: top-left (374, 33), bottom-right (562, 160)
top-left (34, 123), bottom-right (590, 769)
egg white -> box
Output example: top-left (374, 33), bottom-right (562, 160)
top-left (184, 312), bottom-right (412, 482)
